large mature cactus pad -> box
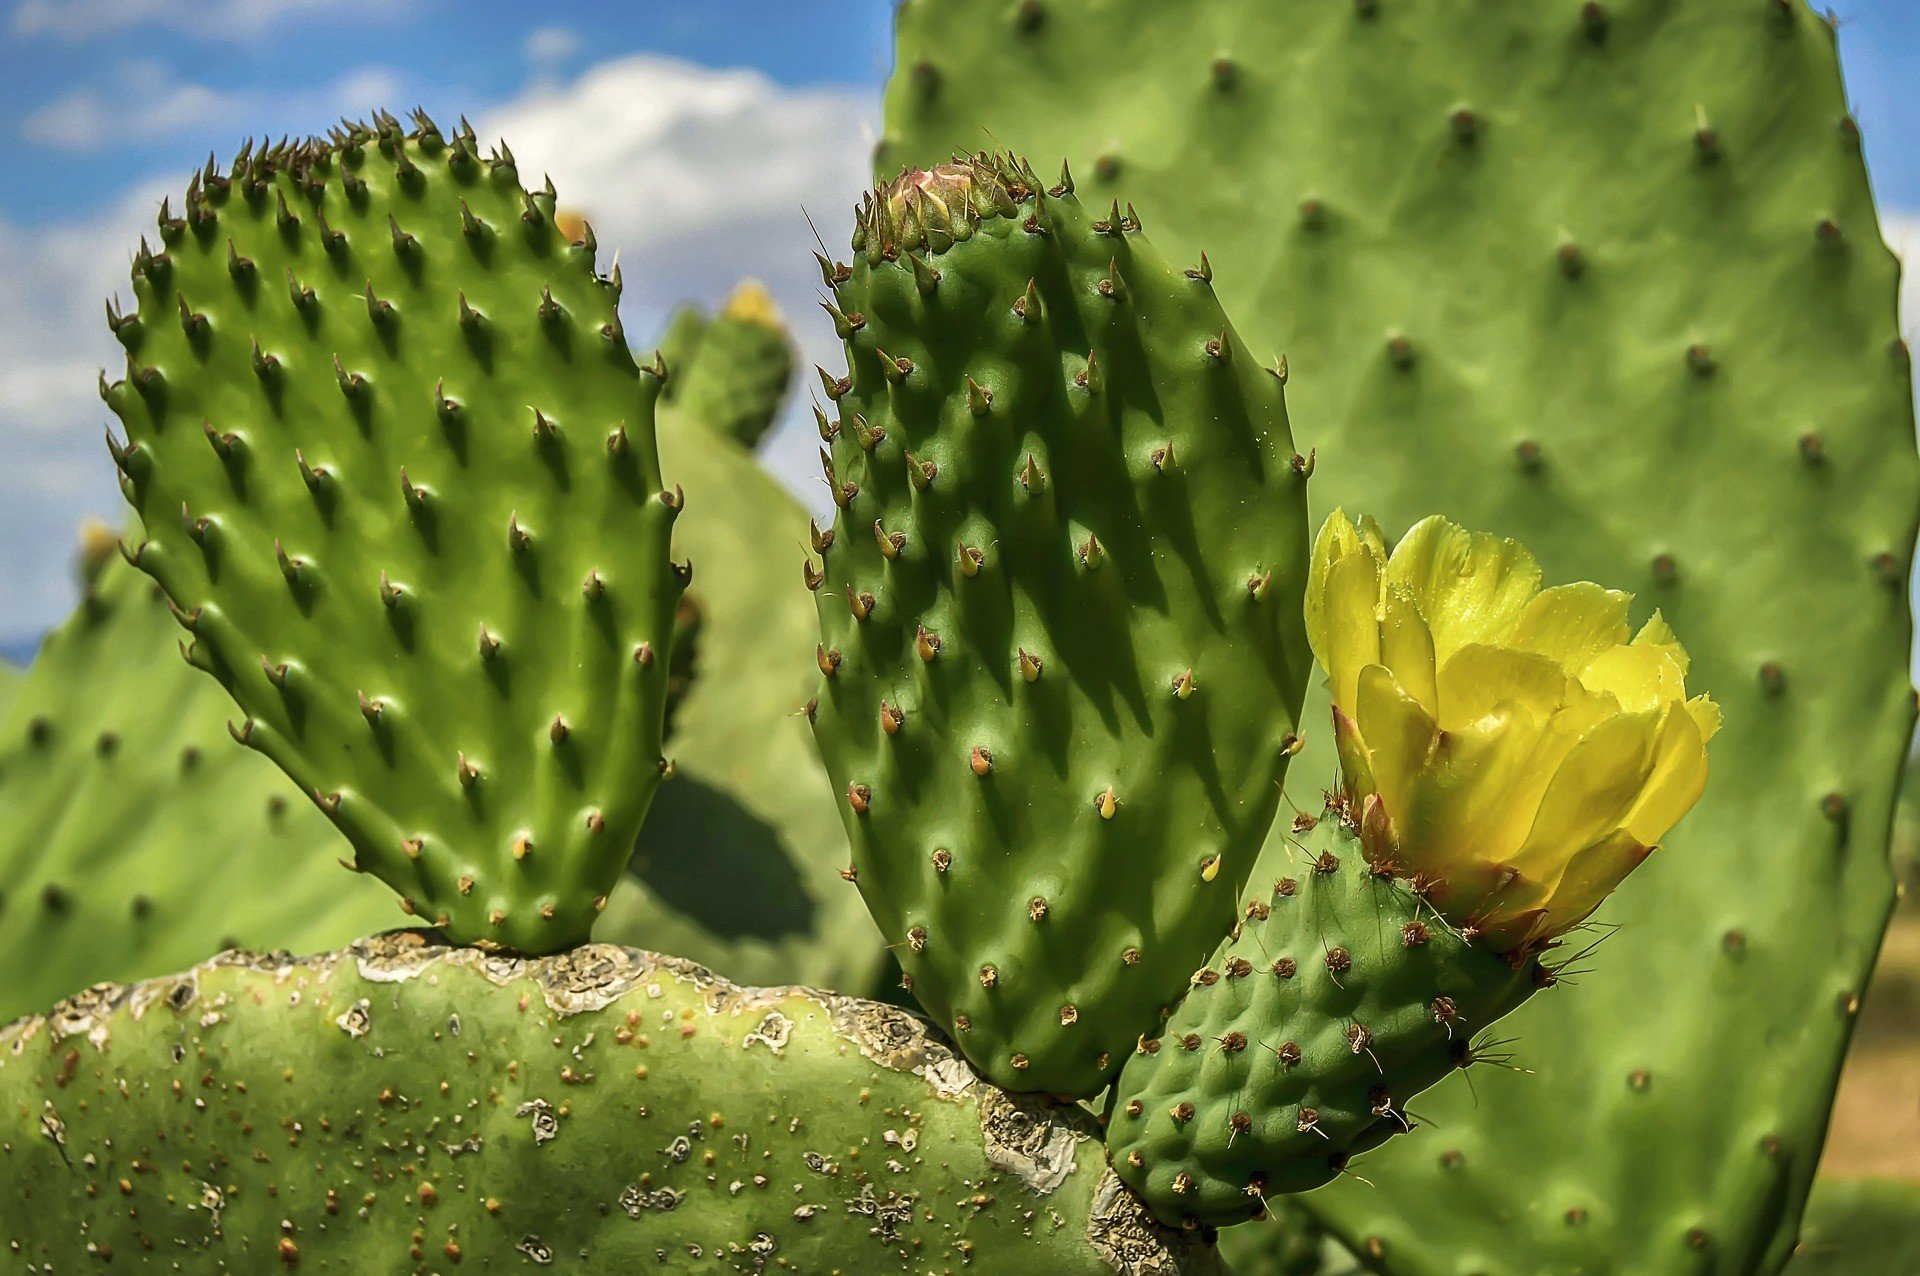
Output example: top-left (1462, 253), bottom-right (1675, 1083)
top-left (0, 557), bottom-right (392, 1022)
top-left (808, 157), bottom-right (1312, 1098)
top-left (0, 933), bottom-right (1218, 1274)
top-left (883, 2), bottom-right (1918, 1270)
top-left (103, 115), bottom-right (682, 954)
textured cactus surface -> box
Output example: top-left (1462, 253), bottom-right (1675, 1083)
top-left (883, 3), bottom-right (1918, 1269)
top-left (0, 933), bottom-right (1219, 1275)
top-left (808, 157), bottom-right (1312, 1098)
top-left (104, 116), bottom-right (682, 954)
top-left (669, 281), bottom-right (796, 452)
top-left (1788, 1178), bottom-right (1920, 1273)
top-left (604, 401), bottom-right (888, 992)
top-left (0, 557), bottom-right (391, 1022)
top-left (1108, 810), bottom-right (1539, 1225)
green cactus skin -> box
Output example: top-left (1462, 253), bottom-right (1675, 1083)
top-left (669, 281), bottom-right (796, 452)
top-left (102, 115), bottom-right (683, 955)
top-left (653, 302), bottom-right (711, 400)
top-left (881, 3), bottom-right (1918, 1268)
top-left (0, 934), bottom-right (1220, 1275)
top-left (808, 157), bottom-right (1312, 1099)
top-left (1108, 810), bottom-right (1540, 1226)
top-left (1787, 1178), bottom-right (1920, 1273)
top-left (603, 402), bottom-right (888, 992)
top-left (0, 659), bottom-right (20, 721)
top-left (0, 557), bottom-right (392, 1022)
top-left (1219, 1199), bottom-right (1363, 1276)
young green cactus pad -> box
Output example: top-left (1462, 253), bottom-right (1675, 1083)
top-left (1107, 810), bottom-right (1541, 1225)
top-left (0, 552), bottom-right (393, 1022)
top-left (1111, 515), bottom-right (1713, 1226)
top-left (807, 155), bottom-right (1313, 1098)
top-left (102, 114), bottom-right (682, 954)
top-left (882, 3), bottom-right (1918, 1268)
top-left (0, 934), bottom-right (1219, 1275)
top-left (669, 280), bottom-right (796, 452)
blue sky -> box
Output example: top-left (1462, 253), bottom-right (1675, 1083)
top-left (0, 0), bottom-right (1914, 661)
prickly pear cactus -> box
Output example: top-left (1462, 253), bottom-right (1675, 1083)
top-left (883, 3), bottom-right (1918, 1268)
top-left (0, 556), bottom-right (391, 1022)
top-left (808, 156), bottom-right (1312, 1098)
top-left (604, 402), bottom-right (888, 993)
top-left (1788, 1178), bottom-right (1920, 1273)
top-left (653, 302), bottom-right (710, 392)
top-left (669, 281), bottom-right (796, 452)
top-left (103, 115), bottom-right (683, 954)
top-left (0, 659), bottom-right (20, 721)
top-left (0, 933), bottom-right (1219, 1275)
top-left (1109, 811), bottom-right (1542, 1225)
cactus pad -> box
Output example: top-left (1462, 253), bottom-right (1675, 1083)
top-left (1108, 808), bottom-right (1540, 1225)
top-left (103, 115), bottom-right (682, 954)
top-left (0, 556), bottom-right (391, 1022)
top-left (0, 934), bottom-right (1219, 1274)
top-left (808, 156), bottom-right (1312, 1097)
top-left (669, 280), bottom-right (796, 452)
top-left (883, 3), bottom-right (1918, 1267)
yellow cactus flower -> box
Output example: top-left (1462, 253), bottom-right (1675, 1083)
top-left (1305, 511), bottom-right (1720, 953)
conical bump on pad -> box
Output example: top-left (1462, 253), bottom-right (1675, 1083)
top-left (1107, 806), bottom-right (1543, 1225)
top-left (807, 153), bottom-right (1315, 1098)
top-left (102, 114), bottom-right (683, 954)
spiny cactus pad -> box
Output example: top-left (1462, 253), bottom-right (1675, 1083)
top-left (807, 156), bottom-right (1312, 1098)
top-left (883, 3), bottom-right (1918, 1267)
top-left (103, 115), bottom-right (682, 954)
top-left (0, 933), bottom-right (1219, 1274)
top-left (0, 555), bottom-right (391, 1023)
top-left (670, 280), bottom-right (796, 452)
top-left (1108, 809), bottom-right (1540, 1225)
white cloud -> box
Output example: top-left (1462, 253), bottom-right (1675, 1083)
top-left (14, 0), bottom-right (410, 41)
top-left (1888, 212), bottom-right (1919, 351)
top-left (524, 26), bottom-right (580, 71)
top-left (477, 54), bottom-right (876, 512)
top-left (21, 60), bottom-right (403, 152)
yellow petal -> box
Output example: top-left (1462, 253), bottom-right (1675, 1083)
top-left (1354, 664), bottom-right (1438, 823)
top-left (1306, 510), bottom-right (1383, 670)
top-left (1321, 547), bottom-right (1384, 714)
top-left (1536, 830), bottom-right (1655, 938)
top-left (1506, 583), bottom-right (1632, 672)
top-left (1577, 643), bottom-right (1686, 714)
top-left (1685, 693), bottom-right (1722, 743)
top-left (1620, 701), bottom-right (1710, 846)
top-left (1380, 585), bottom-right (1438, 712)
top-left (1332, 705), bottom-right (1377, 808)
top-left (1386, 516), bottom-right (1543, 663)
top-left (1507, 710), bottom-right (1662, 882)
top-left (1632, 610), bottom-right (1690, 678)
top-left (1391, 704), bottom-right (1545, 889)
top-left (1436, 643), bottom-right (1572, 730)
